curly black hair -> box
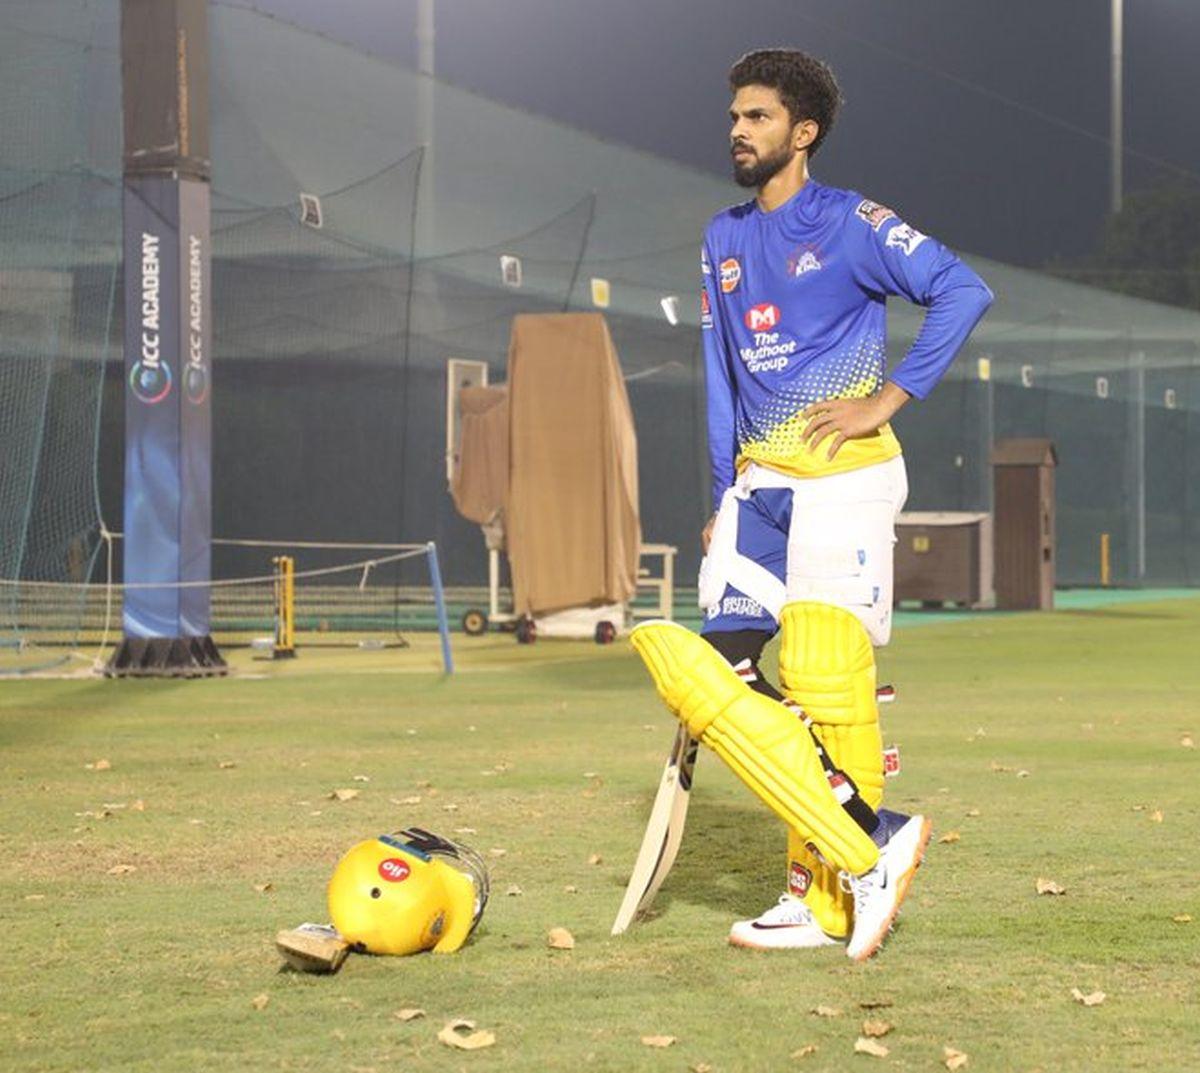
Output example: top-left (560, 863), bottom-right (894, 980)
top-left (728, 49), bottom-right (843, 157)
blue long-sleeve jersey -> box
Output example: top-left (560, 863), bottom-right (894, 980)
top-left (702, 178), bottom-right (993, 507)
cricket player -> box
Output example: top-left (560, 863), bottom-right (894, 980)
top-left (630, 49), bottom-right (991, 959)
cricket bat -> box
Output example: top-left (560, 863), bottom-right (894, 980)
top-left (275, 922), bottom-right (351, 974)
top-left (610, 724), bottom-right (699, 935)
top-left (609, 684), bottom-right (896, 935)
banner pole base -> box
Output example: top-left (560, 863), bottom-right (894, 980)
top-left (104, 635), bottom-right (228, 678)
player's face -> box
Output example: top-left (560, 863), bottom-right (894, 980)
top-left (729, 85), bottom-right (797, 189)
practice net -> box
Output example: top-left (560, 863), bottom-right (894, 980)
top-left (1, 1), bottom-right (1197, 674)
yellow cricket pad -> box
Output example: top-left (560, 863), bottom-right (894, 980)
top-left (630, 620), bottom-right (878, 875)
top-left (787, 828), bottom-right (851, 937)
top-left (779, 601), bottom-right (885, 935)
top-left (779, 601), bottom-right (878, 726)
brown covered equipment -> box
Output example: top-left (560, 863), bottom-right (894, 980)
top-left (452, 313), bottom-right (641, 618)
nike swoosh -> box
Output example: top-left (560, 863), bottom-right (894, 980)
top-left (751, 922), bottom-right (811, 930)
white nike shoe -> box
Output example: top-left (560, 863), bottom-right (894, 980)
top-left (843, 813), bottom-right (932, 962)
top-left (728, 895), bottom-right (841, 951)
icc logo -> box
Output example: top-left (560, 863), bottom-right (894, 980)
top-left (185, 365), bottom-right (209, 405)
top-left (744, 303), bottom-right (781, 331)
top-left (129, 361), bottom-right (172, 405)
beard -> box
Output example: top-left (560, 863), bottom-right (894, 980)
top-left (731, 141), bottom-right (794, 189)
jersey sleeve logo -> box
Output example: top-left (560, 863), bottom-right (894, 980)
top-left (719, 257), bottom-right (742, 294)
top-left (701, 247), bottom-right (712, 275)
top-left (885, 222), bottom-right (928, 255)
top-left (855, 199), bottom-right (896, 231)
top-left (701, 286), bottom-right (713, 329)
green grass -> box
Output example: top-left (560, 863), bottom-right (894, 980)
top-left (2, 599), bottom-right (1199, 1072)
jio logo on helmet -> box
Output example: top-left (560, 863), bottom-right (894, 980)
top-left (378, 858), bottom-right (411, 883)
top-left (744, 303), bottom-right (781, 331)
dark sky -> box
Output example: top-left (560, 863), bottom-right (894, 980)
top-left (228, 0), bottom-right (1200, 267)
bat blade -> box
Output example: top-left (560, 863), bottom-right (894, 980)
top-left (610, 725), bottom-right (699, 935)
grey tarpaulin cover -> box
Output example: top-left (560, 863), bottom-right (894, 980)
top-left (503, 313), bottom-right (641, 616)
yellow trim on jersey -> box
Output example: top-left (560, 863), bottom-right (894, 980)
top-left (738, 418), bottom-right (901, 480)
top-left (736, 376), bottom-right (903, 480)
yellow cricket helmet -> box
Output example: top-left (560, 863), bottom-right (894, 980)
top-left (327, 828), bottom-right (489, 956)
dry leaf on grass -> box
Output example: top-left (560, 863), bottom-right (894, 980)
top-left (547, 927), bottom-right (575, 950)
top-left (489, 848), bottom-right (508, 858)
top-left (989, 761), bottom-right (1012, 773)
top-left (791, 1044), bottom-right (819, 1059)
top-left (858, 999), bottom-right (893, 1010)
top-left (1035, 877), bottom-right (1066, 896)
top-left (107, 864), bottom-right (136, 876)
top-left (640, 1035), bottom-right (676, 1049)
top-left (353, 774), bottom-right (370, 782)
top-left (861, 1019), bottom-right (893, 1037)
top-left (219, 760), bottom-right (237, 770)
top-left (563, 885), bottom-right (578, 894)
top-left (939, 831), bottom-right (961, 844)
top-left (587, 853), bottom-right (603, 865)
top-left (251, 993), bottom-right (270, 1010)
top-left (505, 885), bottom-right (523, 897)
top-left (943, 1046), bottom-right (969, 1070)
top-left (443, 803), bottom-right (459, 812)
top-left (1181, 735), bottom-right (1195, 749)
top-left (455, 827), bottom-right (477, 835)
top-left (253, 882), bottom-right (274, 893)
top-left (1131, 804), bottom-right (1146, 812)
top-left (1172, 914), bottom-right (1192, 924)
top-left (437, 1020), bottom-right (495, 1050)
top-left (1150, 809), bottom-right (1164, 823)
top-left (24, 894), bottom-right (46, 901)
top-left (1016, 769), bottom-right (1031, 779)
top-left (853, 1037), bottom-right (889, 1058)
top-left (689, 1064), bottom-right (713, 1073)
top-left (130, 799), bottom-right (146, 811)
top-left (87, 759), bottom-right (112, 771)
top-left (965, 808), bottom-right (980, 817)
top-left (393, 1008), bottom-right (425, 1022)
top-left (1071, 988), bottom-right (1106, 1007)
top-left (811, 1005), bottom-right (841, 1018)
top-left (328, 788), bottom-right (359, 802)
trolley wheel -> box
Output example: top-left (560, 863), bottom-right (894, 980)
top-left (594, 620), bottom-right (617, 645)
top-left (515, 616), bottom-right (537, 645)
top-left (461, 609), bottom-right (489, 636)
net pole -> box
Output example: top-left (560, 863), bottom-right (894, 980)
top-left (425, 541), bottom-right (454, 674)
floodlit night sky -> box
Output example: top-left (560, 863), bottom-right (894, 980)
top-left (227, 0), bottom-right (1200, 267)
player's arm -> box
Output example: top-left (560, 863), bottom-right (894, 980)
top-left (804, 205), bottom-right (993, 458)
top-left (701, 237), bottom-right (737, 548)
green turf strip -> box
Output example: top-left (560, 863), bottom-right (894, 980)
top-left (2, 597), bottom-right (1198, 1071)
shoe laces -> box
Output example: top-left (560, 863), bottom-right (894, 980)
top-left (839, 864), bottom-right (882, 915)
top-left (760, 894), bottom-right (817, 927)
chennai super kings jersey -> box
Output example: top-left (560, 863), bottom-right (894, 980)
top-left (702, 178), bottom-right (993, 506)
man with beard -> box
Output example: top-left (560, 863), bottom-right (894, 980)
top-left (629, 49), bottom-right (992, 960)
